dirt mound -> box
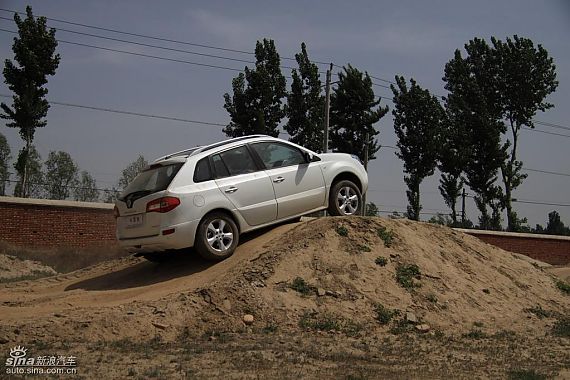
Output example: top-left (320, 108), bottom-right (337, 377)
top-left (1, 217), bottom-right (569, 378)
top-left (0, 254), bottom-right (56, 282)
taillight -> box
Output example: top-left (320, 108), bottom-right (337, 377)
top-left (146, 197), bottom-right (180, 213)
top-left (113, 205), bottom-right (119, 219)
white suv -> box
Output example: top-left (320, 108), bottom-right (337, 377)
top-left (115, 135), bottom-right (368, 261)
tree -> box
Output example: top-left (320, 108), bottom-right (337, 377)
top-left (365, 202), bottom-right (379, 217)
top-left (545, 211), bottom-right (570, 236)
top-left (119, 155), bottom-right (148, 190)
top-left (74, 171), bottom-right (99, 202)
top-left (285, 43), bottom-right (324, 152)
top-left (492, 36), bottom-right (558, 231)
top-left (329, 65), bottom-right (389, 164)
top-left (223, 39), bottom-right (286, 137)
top-left (1, 6), bottom-right (60, 198)
top-left (44, 151), bottom-right (79, 200)
top-left (0, 133), bottom-right (10, 196)
top-left (443, 43), bottom-right (506, 230)
top-left (391, 76), bottom-right (443, 221)
top-left (13, 145), bottom-right (43, 198)
top-left (438, 110), bottom-right (467, 226)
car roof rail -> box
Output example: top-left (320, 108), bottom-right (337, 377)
top-left (155, 135), bottom-right (273, 162)
top-left (193, 134), bottom-right (272, 154)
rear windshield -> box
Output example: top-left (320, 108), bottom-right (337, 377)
top-left (119, 163), bottom-right (183, 200)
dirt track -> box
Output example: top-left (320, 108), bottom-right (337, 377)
top-left (1, 217), bottom-right (569, 379)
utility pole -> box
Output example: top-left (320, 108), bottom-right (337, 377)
top-left (461, 188), bottom-right (466, 226)
top-left (323, 63), bottom-right (333, 153)
top-left (362, 132), bottom-right (369, 216)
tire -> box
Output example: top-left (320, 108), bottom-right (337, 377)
top-left (327, 180), bottom-right (362, 216)
top-left (195, 212), bottom-right (239, 261)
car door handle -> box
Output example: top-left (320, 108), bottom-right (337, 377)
top-left (273, 176), bottom-right (285, 183)
top-left (225, 186), bottom-right (238, 193)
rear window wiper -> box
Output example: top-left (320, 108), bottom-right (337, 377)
top-left (119, 189), bottom-right (152, 202)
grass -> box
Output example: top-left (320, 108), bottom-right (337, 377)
top-left (299, 312), bottom-right (362, 336)
top-left (262, 322), bottom-right (278, 334)
top-left (290, 277), bottom-right (315, 296)
top-left (395, 264), bottom-right (421, 290)
top-left (507, 369), bottom-right (547, 380)
top-left (0, 270), bottom-right (55, 283)
top-left (524, 305), bottom-right (554, 319)
top-left (374, 304), bottom-right (399, 325)
top-left (336, 225), bottom-right (349, 237)
top-left (555, 280), bottom-right (570, 295)
top-left (376, 226), bottom-right (394, 247)
top-left (464, 329), bottom-right (487, 339)
top-left (357, 244), bottom-right (371, 252)
top-left (389, 318), bottom-right (414, 335)
top-left (0, 241), bottom-right (129, 273)
top-left (426, 293), bottom-right (438, 303)
top-left (375, 256), bottom-right (388, 267)
top-left (552, 316), bottom-right (570, 337)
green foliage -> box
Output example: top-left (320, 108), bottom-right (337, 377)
top-left (74, 170), bottom-right (99, 202)
top-left (464, 329), bottom-right (487, 339)
top-left (391, 76), bottom-right (444, 221)
top-left (396, 264), bottom-right (421, 290)
top-left (44, 151), bottom-right (79, 200)
top-left (374, 304), bottom-right (399, 325)
top-left (428, 213), bottom-right (453, 227)
top-left (299, 312), bottom-right (362, 336)
top-left (223, 39), bottom-right (286, 137)
top-left (426, 293), bottom-right (438, 303)
top-left (376, 226), bottom-right (394, 247)
top-left (443, 41), bottom-right (506, 230)
top-left (375, 256), bottom-right (388, 266)
top-left (545, 211), bottom-right (570, 236)
top-left (365, 202), bottom-right (379, 216)
top-left (290, 277), bottom-right (315, 296)
top-left (507, 369), bottom-right (547, 380)
top-left (524, 305), bottom-right (554, 319)
top-left (329, 64), bottom-right (389, 164)
top-left (444, 36), bottom-right (558, 231)
top-left (118, 155), bottom-right (148, 190)
top-left (285, 43), bottom-right (324, 152)
top-left (552, 316), bottom-right (570, 337)
top-left (357, 244), bottom-right (371, 252)
top-left (336, 225), bottom-right (349, 237)
top-left (13, 145), bottom-right (43, 198)
top-left (1, 6), bottom-right (60, 197)
top-left (0, 133), bottom-right (10, 196)
top-left (555, 280), bottom-right (570, 294)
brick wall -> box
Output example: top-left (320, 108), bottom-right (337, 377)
top-left (0, 196), bottom-right (117, 249)
top-left (1, 197), bottom-right (569, 265)
top-left (456, 228), bottom-right (570, 266)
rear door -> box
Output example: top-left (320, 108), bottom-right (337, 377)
top-left (249, 141), bottom-right (326, 220)
top-left (212, 145), bottom-right (277, 226)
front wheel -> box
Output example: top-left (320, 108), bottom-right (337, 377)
top-left (327, 180), bottom-right (362, 216)
top-left (195, 212), bottom-right (239, 261)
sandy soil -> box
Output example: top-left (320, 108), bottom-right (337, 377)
top-left (0, 254), bottom-right (56, 282)
top-left (0, 217), bottom-right (568, 379)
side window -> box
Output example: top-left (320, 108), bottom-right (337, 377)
top-left (214, 146), bottom-right (258, 177)
top-left (193, 157), bottom-right (213, 183)
top-left (251, 142), bottom-right (306, 169)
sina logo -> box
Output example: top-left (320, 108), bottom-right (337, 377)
top-left (5, 346), bottom-right (30, 367)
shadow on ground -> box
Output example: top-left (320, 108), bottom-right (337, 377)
top-left (63, 222), bottom-right (287, 292)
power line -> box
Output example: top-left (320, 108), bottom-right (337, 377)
top-left (522, 126), bottom-right (570, 139)
top-left (523, 168), bottom-right (570, 177)
top-left (0, 94), bottom-right (227, 127)
top-left (533, 120), bottom-right (570, 132)
top-left (513, 199), bottom-right (570, 207)
top-left (0, 7), bottom-right (332, 66)
top-left (0, 17), bottom-right (318, 74)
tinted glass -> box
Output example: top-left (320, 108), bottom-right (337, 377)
top-left (251, 142), bottom-right (306, 169)
top-left (193, 157), bottom-right (212, 182)
top-left (212, 154), bottom-right (230, 178)
top-left (120, 163), bottom-right (182, 199)
top-left (215, 146), bottom-right (258, 177)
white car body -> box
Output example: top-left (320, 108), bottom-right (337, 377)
top-left (115, 135), bottom-right (368, 257)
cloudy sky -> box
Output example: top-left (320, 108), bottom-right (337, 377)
top-left (0, 0), bottom-right (569, 227)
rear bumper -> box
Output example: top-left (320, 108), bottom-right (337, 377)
top-left (117, 219), bottom-right (200, 253)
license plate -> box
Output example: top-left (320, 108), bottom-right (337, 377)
top-left (125, 214), bottom-right (144, 228)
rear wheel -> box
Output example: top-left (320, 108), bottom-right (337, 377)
top-left (195, 212), bottom-right (239, 261)
top-left (327, 180), bottom-right (362, 216)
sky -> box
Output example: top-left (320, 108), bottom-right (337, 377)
top-left (0, 0), bottom-right (569, 228)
